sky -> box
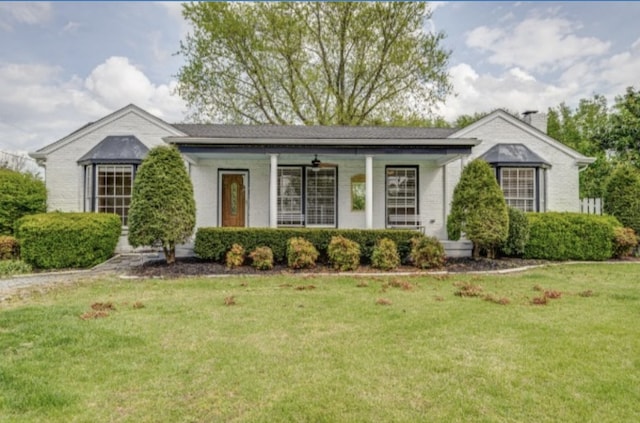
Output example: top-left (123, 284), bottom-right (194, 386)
top-left (1, 1), bottom-right (640, 162)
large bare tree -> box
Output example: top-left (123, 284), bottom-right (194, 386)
top-left (177, 2), bottom-right (451, 125)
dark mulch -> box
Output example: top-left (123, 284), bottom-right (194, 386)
top-left (127, 256), bottom-right (550, 278)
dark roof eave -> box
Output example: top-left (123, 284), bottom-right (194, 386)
top-left (165, 136), bottom-right (480, 148)
top-left (176, 144), bottom-right (474, 155)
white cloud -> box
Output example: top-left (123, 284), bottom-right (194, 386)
top-left (0, 57), bottom-right (186, 154)
top-left (466, 17), bottom-right (610, 72)
top-left (437, 62), bottom-right (575, 121)
top-left (61, 21), bottom-right (82, 34)
top-left (0, 2), bottom-right (53, 31)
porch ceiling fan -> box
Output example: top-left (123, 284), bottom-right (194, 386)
top-left (311, 154), bottom-right (337, 170)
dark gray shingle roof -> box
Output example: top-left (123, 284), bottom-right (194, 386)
top-left (77, 135), bottom-right (149, 165)
top-left (480, 144), bottom-right (551, 167)
top-left (171, 124), bottom-right (458, 140)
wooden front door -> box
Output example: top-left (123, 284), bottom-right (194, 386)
top-left (221, 174), bottom-right (246, 227)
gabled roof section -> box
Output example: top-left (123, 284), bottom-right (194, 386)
top-left (480, 144), bottom-right (551, 168)
top-left (448, 109), bottom-right (595, 165)
top-left (30, 104), bottom-right (186, 159)
top-left (77, 135), bottom-right (149, 165)
top-left (171, 124), bottom-right (458, 140)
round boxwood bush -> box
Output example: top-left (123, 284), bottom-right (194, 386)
top-left (371, 237), bottom-right (401, 270)
top-left (15, 212), bottom-right (121, 269)
top-left (287, 237), bottom-right (319, 269)
top-left (327, 235), bottom-right (361, 271)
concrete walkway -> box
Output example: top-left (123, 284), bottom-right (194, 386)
top-left (0, 253), bottom-right (162, 299)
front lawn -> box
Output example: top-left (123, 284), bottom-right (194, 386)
top-left (1, 263), bottom-right (639, 422)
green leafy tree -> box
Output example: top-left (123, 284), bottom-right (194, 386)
top-left (447, 159), bottom-right (508, 259)
top-left (598, 86), bottom-right (640, 167)
top-left (0, 168), bottom-right (46, 235)
top-left (547, 95), bottom-right (611, 198)
top-left (177, 2), bottom-right (451, 125)
top-left (128, 146), bottom-right (196, 264)
top-left (603, 163), bottom-right (640, 234)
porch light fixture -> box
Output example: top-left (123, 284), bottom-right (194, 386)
top-left (311, 154), bottom-right (321, 171)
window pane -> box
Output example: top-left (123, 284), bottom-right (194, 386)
top-left (386, 167), bottom-right (418, 226)
top-left (277, 167), bottom-right (304, 226)
top-left (306, 168), bottom-right (336, 226)
top-left (95, 165), bottom-right (134, 226)
top-left (500, 167), bottom-right (536, 212)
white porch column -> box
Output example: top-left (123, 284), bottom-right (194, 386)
top-left (365, 155), bottom-right (373, 229)
top-left (442, 162), bottom-right (449, 234)
top-left (269, 154), bottom-right (278, 228)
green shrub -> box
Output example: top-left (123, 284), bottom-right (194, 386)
top-left (0, 168), bottom-right (46, 235)
top-left (371, 237), bottom-right (400, 270)
top-left (287, 237), bottom-right (319, 269)
top-left (0, 235), bottom-right (19, 260)
top-left (15, 212), bottom-right (121, 269)
top-left (0, 259), bottom-right (32, 277)
top-left (447, 159), bottom-right (508, 258)
top-left (410, 236), bottom-right (445, 269)
top-left (128, 146), bottom-right (196, 264)
top-left (501, 207), bottom-right (530, 257)
top-left (603, 164), bottom-right (640, 234)
top-left (612, 227), bottom-right (638, 258)
top-left (249, 246), bottom-right (274, 270)
top-left (327, 235), bottom-right (361, 271)
top-left (225, 243), bottom-right (245, 268)
top-left (524, 212), bottom-right (620, 261)
top-left (194, 227), bottom-right (418, 264)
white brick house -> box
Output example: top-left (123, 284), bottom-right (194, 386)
top-left (29, 105), bottom-right (594, 256)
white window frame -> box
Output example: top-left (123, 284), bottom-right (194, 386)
top-left (85, 164), bottom-right (135, 226)
top-left (305, 167), bottom-right (337, 228)
top-left (500, 167), bottom-right (536, 212)
top-left (385, 166), bottom-right (419, 227)
top-left (277, 167), bottom-right (304, 226)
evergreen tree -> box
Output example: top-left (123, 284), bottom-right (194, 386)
top-left (603, 163), bottom-right (640, 234)
top-left (447, 159), bottom-right (508, 258)
top-left (128, 146), bottom-right (196, 264)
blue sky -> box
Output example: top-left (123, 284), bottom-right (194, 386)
top-left (1, 1), bottom-right (640, 158)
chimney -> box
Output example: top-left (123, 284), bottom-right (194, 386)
top-left (522, 110), bottom-right (547, 134)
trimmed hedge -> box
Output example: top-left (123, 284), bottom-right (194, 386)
top-left (15, 212), bottom-right (121, 269)
top-left (194, 227), bottom-right (420, 264)
top-left (524, 212), bottom-right (621, 261)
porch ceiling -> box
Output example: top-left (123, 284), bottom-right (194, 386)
top-left (178, 150), bottom-right (464, 166)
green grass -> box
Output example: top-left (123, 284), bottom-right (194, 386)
top-left (1, 263), bottom-right (640, 422)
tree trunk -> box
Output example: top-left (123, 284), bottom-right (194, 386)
top-left (164, 246), bottom-right (176, 265)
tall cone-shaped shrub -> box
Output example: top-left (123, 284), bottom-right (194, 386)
top-left (447, 159), bottom-right (508, 258)
top-left (603, 163), bottom-right (640, 235)
top-left (128, 146), bottom-right (196, 264)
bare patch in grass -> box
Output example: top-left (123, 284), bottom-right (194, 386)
top-left (295, 285), bottom-right (316, 291)
top-left (132, 301), bottom-right (145, 309)
top-left (531, 296), bottom-right (548, 305)
top-left (454, 281), bottom-right (483, 297)
top-left (544, 290), bottom-right (562, 299)
top-left (224, 296), bottom-right (237, 306)
top-left (80, 310), bottom-right (110, 320)
top-left (91, 302), bottom-right (115, 311)
top-left (433, 295), bottom-right (445, 302)
top-left (376, 298), bottom-right (392, 306)
top-left (483, 294), bottom-right (510, 305)
top-left (390, 279), bottom-right (415, 291)
top-left (356, 281), bottom-right (369, 288)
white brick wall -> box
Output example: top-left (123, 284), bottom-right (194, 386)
top-left (451, 114), bottom-right (583, 212)
top-left (45, 111), bottom-right (175, 212)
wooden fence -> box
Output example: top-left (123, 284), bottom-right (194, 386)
top-left (580, 198), bottom-right (602, 215)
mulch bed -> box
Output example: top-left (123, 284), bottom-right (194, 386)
top-left (127, 256), bottom-right (550, 278)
